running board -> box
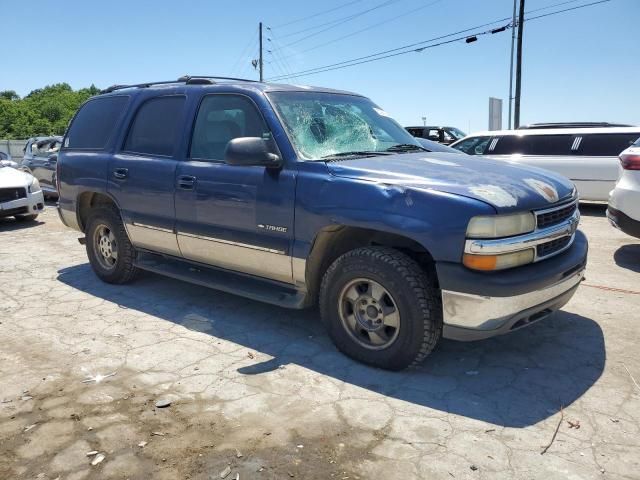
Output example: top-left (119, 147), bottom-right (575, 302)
top-left (134, 251), bottom-right (308, 309)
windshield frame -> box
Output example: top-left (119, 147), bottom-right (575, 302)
top-left (266, 90), bottom-right (421, 161)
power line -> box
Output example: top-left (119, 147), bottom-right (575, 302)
top-left (268, 17), bottom-right (513, 81)
top-left (229, 27), bottom-right (259, 77)
top-left (524, 0), bottom-right (611, 21)
top-left (267, 0), bottom-right (613, 82)
top-left (271, 0), bottom-right (365, 29)
top-left (276, 0), bottom-right (402, 46)
top-left (275, 0), bottom-right (446, 62)
top-left (269, 25), bottom-right (511, 82)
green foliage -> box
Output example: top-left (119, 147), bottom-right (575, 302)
top-left (0, 83), bottom-right (100, 139)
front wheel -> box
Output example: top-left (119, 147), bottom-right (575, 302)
top-left (319, 247), bottom-right (442, 370)
top-left (85, 206), bottom-right (139, 284)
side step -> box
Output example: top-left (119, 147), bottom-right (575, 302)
top-left (134, 251), bottom-right (308, 309)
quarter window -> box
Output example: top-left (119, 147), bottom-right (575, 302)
top-left (190, 95), bottom-right (268, 161)
top-left (124, 96), bottom-right (186, 157)
top-left (65, 96), bottom-right (129, 149)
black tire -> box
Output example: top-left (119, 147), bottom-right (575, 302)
top-left (319, 247), bottom-right (442, 370)
top-left (14, 214), bottom-right (38, 221)
top-left (85, 206), bottom-right (139, 284)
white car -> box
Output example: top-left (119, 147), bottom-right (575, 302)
top-left (608, 138), bottom-right (640, 238)
top-left (450, 126), bottom-right (640, 201)
top-left (0, 162), bottom-right (45, 221)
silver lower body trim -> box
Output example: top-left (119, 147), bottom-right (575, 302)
top-left (177, 233), bottom-right (292, 284)
top-left (442, 268), bottom-right (585, 331)
top-left (127, 223), bottom-right (181, 256)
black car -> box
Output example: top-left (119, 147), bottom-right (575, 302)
top-left (21, 136), bottom-right (62, 198)
top-left (405, 126), bottom-right (466, 145)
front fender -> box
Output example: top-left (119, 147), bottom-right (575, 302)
top-left (293, 164), bottom-right (495, 263)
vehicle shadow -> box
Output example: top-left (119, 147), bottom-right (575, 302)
top-left (579, 203), bottom-right (606, 217)
top-left (0, 217), bottom-right (45, 231)
top-left (614, 244), bottom-right (640, 273)
top-left (57, 264), bottom-right (605, 428)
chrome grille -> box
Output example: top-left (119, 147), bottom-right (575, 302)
top-left (536, 201), bottom-right (578, 229)
top-left (537, 236), bottom-right (572, 258)
top-left (0, 187), bottom-right (26, 203)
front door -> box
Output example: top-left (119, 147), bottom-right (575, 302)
top-left (174, 93), bottom-right (295, 284)
top-left (108, 95), bottom-right (187, 256)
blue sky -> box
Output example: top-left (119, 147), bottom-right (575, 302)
top-left (2, 0), bottom-right (637, 133)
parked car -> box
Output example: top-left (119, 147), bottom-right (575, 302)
top-left (450, 127), bottom-right (640, 201)
top-left (406, 126), bottom-right (466, 145)
top-left (607, 137), bottom-right (640, 238)
top-left (0, 161), bottom-right (44, 221)
top-left (0, 151), bottom-right (19, 169)
top-left (57, 77), bottom-right (587, 370)
top-left (416, 137), bottom-right (462, 153)
top-left (21, 136), bottom-right (62, 198)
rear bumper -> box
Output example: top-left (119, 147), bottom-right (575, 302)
top-left (607, 207), bottom-right (640, 239)
top-left (437, 229), bottom-right (588, 341)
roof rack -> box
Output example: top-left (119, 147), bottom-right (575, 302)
top-left (517, 122), bottom-right (635, 130)
top-left (100, 75), bottom-right (259, 94)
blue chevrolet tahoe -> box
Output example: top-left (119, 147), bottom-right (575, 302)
top-left (56, 76), bottom-right (587, 370)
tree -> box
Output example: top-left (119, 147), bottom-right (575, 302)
top-left (0, 84), bottom-right (100, 139)
top-left (0, 90), bottom-right (19, 101)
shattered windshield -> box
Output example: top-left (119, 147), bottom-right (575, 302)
top-left (267, 91), bottom-right (420, 160)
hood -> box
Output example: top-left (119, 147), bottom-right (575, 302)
top-left (0, 166), bottom-right (32, 188)
top-left (325, 152), bottom-right (576, 213)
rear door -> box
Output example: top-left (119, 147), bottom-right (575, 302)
top-left (573, 133), bottom-right (640, 200)
top-left (174, 93), bottom-right (295, 283)
top-left (29, 140), bottom-right (54, 191)
top-left (108, 95), bottom-right (187, 256)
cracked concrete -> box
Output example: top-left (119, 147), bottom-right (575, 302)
top-left (0, 203), bottom-right (639, 479)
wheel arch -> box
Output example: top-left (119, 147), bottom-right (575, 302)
top-left (303, 225), bottom-right (437, 302)
top-left (76, 191), bottom-right (121, 233)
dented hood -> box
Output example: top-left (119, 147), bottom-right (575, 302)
top-left (325, 152), bottom-right (576, 213)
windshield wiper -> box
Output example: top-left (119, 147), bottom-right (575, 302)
top-left (321, 150), bottom-right (392, 159)
top-left (385, 144), bottom-right (427, 153)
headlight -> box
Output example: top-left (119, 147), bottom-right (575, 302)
top-left (28, 177), bottom-right (41, 193)
top-left (466, 212), bottom-right (535, 238)
top-left (463, 249), bottom-right (535, 271)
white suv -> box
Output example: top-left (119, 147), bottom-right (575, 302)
top-left (451, 127), bottom-right (640, 201)
top-left (608, 138), bottom-right (640, 238)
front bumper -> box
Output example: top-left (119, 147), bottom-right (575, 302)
top-left (0, 189), bottom-right (44, 218)
top-left (438, 229), bottom-right (588, 341)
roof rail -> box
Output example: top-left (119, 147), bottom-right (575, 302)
top-left (517, 122), bottom-right (635, 130)
top-left (100, 75), bottom-right (259, 94)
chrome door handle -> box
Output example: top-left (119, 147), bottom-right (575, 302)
top-left (177, 175), bottom-right (196, 190)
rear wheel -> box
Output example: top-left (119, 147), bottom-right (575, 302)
top-left (320, 247), bottom-right (442, 370)
top-left (85, 206), bottom-right (139, 284)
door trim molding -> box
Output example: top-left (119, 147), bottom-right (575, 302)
top-left (132, 222), bottom-right (174, 234)
top-left (178, 231), bottom-right (286, 255)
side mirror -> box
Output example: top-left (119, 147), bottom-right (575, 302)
top-left (225, 137), bottom-right (281, 168)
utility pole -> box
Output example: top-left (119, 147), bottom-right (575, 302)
top-left (507, 0), bottom-right (517, 129)
top-left (259, 22), bottom-right (264, 82)
top-left (513, 0), bottom-right (525, 128)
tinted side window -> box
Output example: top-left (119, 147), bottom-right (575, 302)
top-left (578, 133), bottom-right (640, 156)
top-left (406, 128), bottom-right (424, 137)
top-left (124, 96), bottom-right (186, 156)
top-left (453, 136), bottom-right (491, 155)
top-left (65, 96), bottom-right (129, 149)
top-left (491, 134), bottom-right (572, 155)
top-left (190, 95), bottom-right (268, 161)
